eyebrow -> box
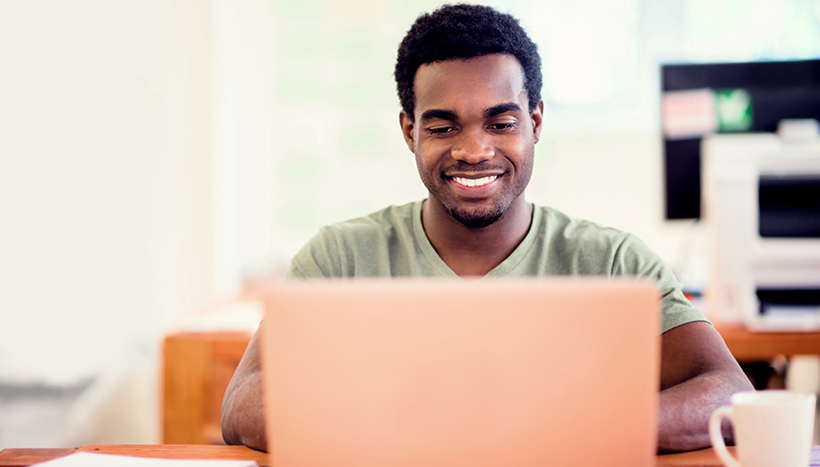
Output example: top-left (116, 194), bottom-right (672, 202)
top-left (419, 102), bottom-right (523, 123)
top-left (484, 102), bottom-right (522, 118)
top-left (420, 109), bottom-right (458, 123)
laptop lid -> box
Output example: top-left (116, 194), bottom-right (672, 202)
top-left (260, 279), bottom-right (660, 467)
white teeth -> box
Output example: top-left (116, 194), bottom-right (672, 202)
top-left (453, 175), bottom-right (498, 187)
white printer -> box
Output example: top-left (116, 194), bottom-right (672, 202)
top-left (703, 120), bottom-right (820, 330)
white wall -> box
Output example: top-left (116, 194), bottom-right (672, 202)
top-left (0, 0), bottom-right (213, 384)
top-left (210, 0), bottom-right (280, 293)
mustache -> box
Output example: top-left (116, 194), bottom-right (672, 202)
top-left (442, 161), bottom-right (506, 173)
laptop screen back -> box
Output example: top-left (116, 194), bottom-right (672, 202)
top-left (261, 279), bottom-right (660, 467)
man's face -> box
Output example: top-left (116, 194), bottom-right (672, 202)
top-left (400, 54), bottom-right (543, 228)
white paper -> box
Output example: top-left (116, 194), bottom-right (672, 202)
top-left (34, 452), bottom-right (258, 467)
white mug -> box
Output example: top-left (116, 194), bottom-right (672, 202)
top-left (709, 390), bottom-right (816, 467)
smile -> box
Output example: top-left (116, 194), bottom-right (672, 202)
top-left (452, 175), bottom-right (498, 187)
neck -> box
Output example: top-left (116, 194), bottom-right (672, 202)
top-left (421, 196), bottom-right (533, 278)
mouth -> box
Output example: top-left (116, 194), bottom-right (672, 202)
top-left (449, 175), bottom-right (499, 188)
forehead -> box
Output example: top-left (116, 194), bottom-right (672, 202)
top-left (413, 54), bottom-right (527, 117)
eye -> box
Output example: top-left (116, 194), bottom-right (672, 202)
top-left (488, 122), bottom-right (516, 132)
top-left (427, 126), bottom-right (457, 135)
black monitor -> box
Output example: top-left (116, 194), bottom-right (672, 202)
top-left (661, 59), bottom-right (820, 219)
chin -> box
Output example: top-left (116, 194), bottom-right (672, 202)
top-left (448, 206), bottom-right (505, 228)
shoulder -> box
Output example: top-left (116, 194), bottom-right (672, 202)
top-left (532, 206), bottom-right (705, 332)
top-left (327, 202), bottom-right (417, 237)
top-left (539, 206), bottom-right (628, 247)
top-left (532, 206), bottom-right (631, 273)
top-left (536, 205), bottom-right (662, 275)
top-left (286, 201), bottom-right (420, 279)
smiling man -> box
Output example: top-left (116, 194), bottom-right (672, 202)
top-left (221, 3), bottom-right (753, 453)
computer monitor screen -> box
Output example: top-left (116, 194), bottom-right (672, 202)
top-left (758, 174), bottom-right (820, 238)
top-left (661, 59), bottom-right (820, 219)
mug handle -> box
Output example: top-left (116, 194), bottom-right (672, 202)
top-left (709, 405), bottom-right (740, 467)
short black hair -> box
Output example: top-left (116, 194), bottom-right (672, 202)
top-left (395, 3), bottom-right (542, 119)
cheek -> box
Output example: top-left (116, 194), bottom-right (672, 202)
top-left (513, 136), bottom-right (536, 167)
top-left (415, 151), bottom-right (433, 180)
top-left (519, 147), bottom-right (535, 181)
top-left (415, 143), bottom-right (440, 170)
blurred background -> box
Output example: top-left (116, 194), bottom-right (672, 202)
top-left (1, 0), bottom-right (819, 449)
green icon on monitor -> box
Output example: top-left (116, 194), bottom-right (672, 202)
top-left (715, 89), bottom-right (753, 132)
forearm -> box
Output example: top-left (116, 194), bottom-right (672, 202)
top-left (657, 369), bottom-right (752, 452)
top-left (221, 370), bottom-right (268, 451)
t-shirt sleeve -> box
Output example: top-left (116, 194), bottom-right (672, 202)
top-left (285, 226), bottom-right (343, 280)
top-left (610, 233), bottom-right (709, 333)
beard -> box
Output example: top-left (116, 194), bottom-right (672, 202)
top-left (446, 204), bottom-right (506, 228)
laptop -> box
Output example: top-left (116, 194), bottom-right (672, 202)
top-left (260, 279), bottom-right (660, 466)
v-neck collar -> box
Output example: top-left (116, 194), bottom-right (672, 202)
top-left (412, 200), bottom-right (542, 281)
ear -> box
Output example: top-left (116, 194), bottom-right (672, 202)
top-left (399, 110), bottom-right (415, 153)
top-left (531, 100), bottom-right (544, 144)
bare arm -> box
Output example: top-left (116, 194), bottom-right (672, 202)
top-left (657, 321), bottom-right (754, 452)
top-left (221, 328), bottom-right (267, 452)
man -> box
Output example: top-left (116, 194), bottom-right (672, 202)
top-left (221, 3), bottom-right (753, 453)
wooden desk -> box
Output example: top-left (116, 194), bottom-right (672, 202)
top-left (162, 326), bottom-right (820, 444)
top-left (715, 323), bottom-right (820, 362)
top-left (0, 445), bottom-right (268, 467)
top-left (0, 444), bottom-right (744, 467)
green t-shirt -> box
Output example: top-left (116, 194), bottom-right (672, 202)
top-left (286, 200), bottom-right (707, 333)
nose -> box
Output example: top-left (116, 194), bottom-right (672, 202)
top-left (451, 127), bottom-right (494, 164)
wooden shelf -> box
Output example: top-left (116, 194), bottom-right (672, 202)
top-left (162, 331), bottom-right (253, 445)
